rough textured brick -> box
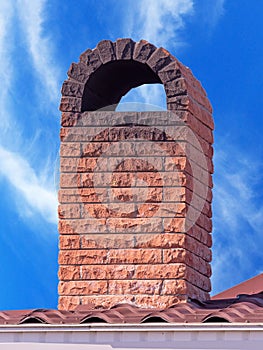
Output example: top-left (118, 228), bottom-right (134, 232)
top-left (58, 39), bottom-right (214, 309)
top-left (58, 281), bottom-right (107, 295)
top-left (61, 80), bottom-right (84, 98)
top-left (67, 62), bottom-right (90, 83)
top-left (97, 40), bottom-right (116, 63)
top-left (59, 219), bottom-right (107, 234)
top-left (58, 203), bottom-right (81, 219)
top-left (116, 38), bottom-right (135, 60)
top-left (79, 48), bottom-right (102, 73)
top-left (58, 296), bottom-right (80, 311)
top-left (60, 143), bottom-right (81, 157)
top-left (134, 295), bottom-right (187, 309)
top-left (59, 250), bottom-right (108, 265)
top-left (133, 40), bottom-right (156, 63)
top-left (58, 266), bottom-right (80, 280)
top-left (158, 61), bottom-right (182, 83)
top-left (146, 47), bottom-right (173, 73)
top-left (109, 280), bottom-right (162, 295)
top-left (82, 264), bottom-right (135, 280)
top-left (60, 97), bottom-right (82, 112)
top-left (107, 249), bottom-right (162, 264)
top-left (59, 235), bottom-right (80, 250)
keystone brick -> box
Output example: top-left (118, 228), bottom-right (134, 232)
top-left (97, 40), bottom-right (116, 64)
top-left (116, 38), bottom-right (135, 60)
top-left (133, 40), bottom-right (156, 63)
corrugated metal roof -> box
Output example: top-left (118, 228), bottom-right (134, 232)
top-left (0, 292), bottom-right (263, 324)
top-left (212, 273), bottom-right (263, 300)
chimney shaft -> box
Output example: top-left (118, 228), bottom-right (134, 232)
top-left (58, 39), bottom-right (214, 311)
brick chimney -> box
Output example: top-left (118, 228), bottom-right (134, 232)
top-left (58, 39), bottom-right (213, 311)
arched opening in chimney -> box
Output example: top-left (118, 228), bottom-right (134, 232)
top-left (81, 60), bottom-right (162, 111)
top-left (117, 84), bottom-right (167, 111)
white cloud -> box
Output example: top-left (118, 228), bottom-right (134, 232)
top-left (0, 146), bottom-right (58, 224)
top-left (196, 0), bottom-right (225, 31)
top-left (0, 2), bottom-right (14, 131)
top-left (211, 145), bottom-right (263, 294)
top-left (123, 0), bottom-right (193, 107)
top-left (16, 0), bottom-right (60, 105)
top-left (127, 0), bottom-right (193, 48)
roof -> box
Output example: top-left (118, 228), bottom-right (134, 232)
top-left (212, 273), bottom-right (263, 300)
top-left (1, 292), bottom-right (263, 325)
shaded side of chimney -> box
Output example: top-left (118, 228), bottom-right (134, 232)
top-left (58, 39), bottom-right (214, 311)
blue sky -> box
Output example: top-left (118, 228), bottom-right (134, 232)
top-left (0, 0), bottom-right (262, 310)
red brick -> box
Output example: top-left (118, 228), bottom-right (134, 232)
top-left (79, 48), bottom-right (102, 73)
top-left (58, 266), bottom-right (80, 280)
top-left (134, 263), bottom-right (186, 279)
top-left (60, 173), bottom-right (79, 188)
top-left (81, 234), bottom-right (135, 249)
top-left (97, 40), bottom-right (116, 64)
top-left (107, 248), bottom-right (162, 264)
top-left (133, 40), bottom-right (156, 63)
top-left (67, 62), bottom-right (90, 83)
top-left (58, 281), bottom-right (107, 295)
top-left (162, 280), bottom-right (208, 299)
top-left (60, 142), bottom-right (81, 157)
top-left (60, 97), bottom-right (81, 112)
top-left (107, 217), bottom-right (163, 233)
top-left (61, 80), bottom-right (84, 98)
top-left (59, 235), bottom-right (80, 250)
top-left (134, 295), bottom-right (187, 308)
top-left (58, 296), bottom-right (80, 311)
top-left (58, 219), bottom-right (107, 234)
top-left (109, 280), bottom-right (162, 295)
top-left (58, 250), bottom-right (108, 265)
top-left (61, 112), bottom-right (80, 127)
top-left (116, 38), bottom-right (135, 60)
top-left (157, 61), bottom-right (182, 83)
top-left (81, 295), bottom-right (135, 309)
top-left (168, 102), bottom-right (213, 144)
top-left (163, 248), bottom-right (211, 276)
top-left (58, 204), bottom-right (81, 219)
top-left (146, 47), bottom-right (173, 73)
top-left (82, 264), bottom-right (135, 280)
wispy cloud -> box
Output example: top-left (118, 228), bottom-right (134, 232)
top-left (211, 143), bottom-right (263, 294)
top-left (0, 1), bottom-right (60, 227)
top-left (0, 146), bottom-right (57, 224)
top-left (122, 0), bottom-right (193, 107)
top-left (16, 0), bottom-right (60, 105)
top-left (196, 0), bottom-right (225, 31)
top-left (126, 0), bottom-right (194, 48)
top-left (0, 2), bottom-right (14, 131)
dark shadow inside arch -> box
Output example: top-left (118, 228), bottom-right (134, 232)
top-left (81, 60), bottom-right (162, 111)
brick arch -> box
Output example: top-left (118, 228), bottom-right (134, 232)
top-left (60, 38), bottom-right (212, 122)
